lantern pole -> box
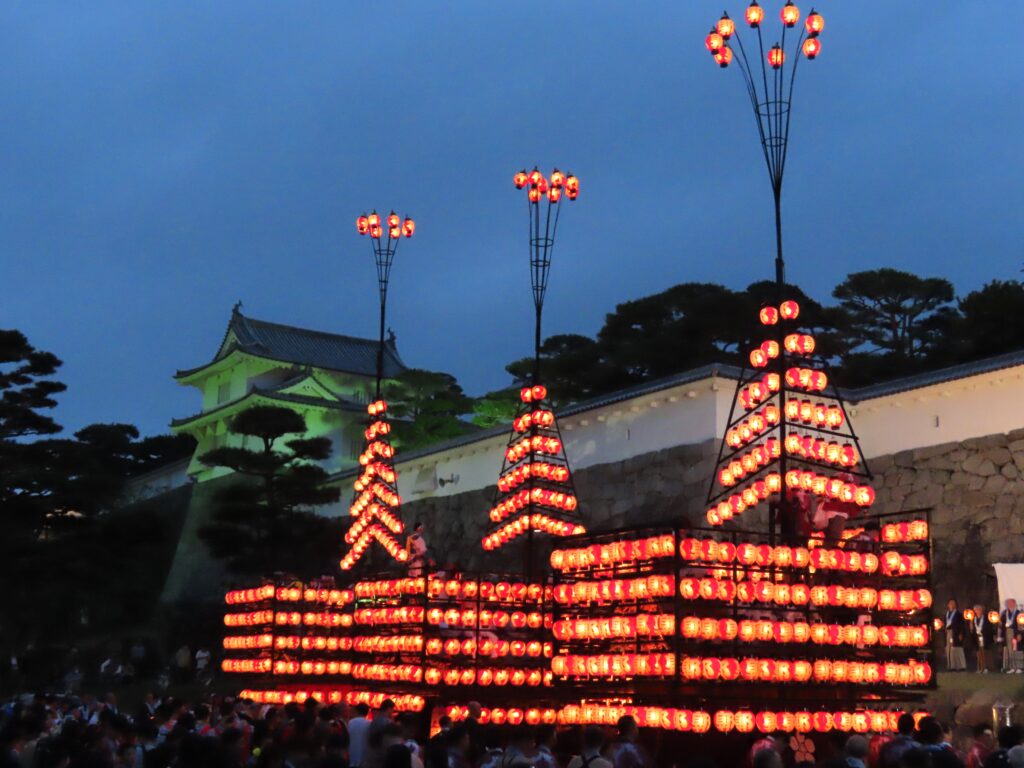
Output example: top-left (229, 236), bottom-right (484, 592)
top-left (705, 2), bottom-right (824, 294)
top-left (704, 3), bottom-right (825, 541)
top-left (514, 168), bottom-right (580, 576)
top-left (356, 211), bottom-right (415, 399)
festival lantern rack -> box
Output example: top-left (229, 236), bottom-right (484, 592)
top-left (547, 513), bottom-right (935, 711)
top-left (705, 299), bottom-right (874, 537)
top-left (480, 170), bottom-right (585, 573)
top-left (340, 211), bottom-right (416, 571)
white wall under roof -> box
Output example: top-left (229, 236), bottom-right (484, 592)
top-left (395, 375), bottom-right (735, 504)
top-left (392, 363), bottom-right (1024, 504)
top-left (849, 365), bottom-right (1024, 458)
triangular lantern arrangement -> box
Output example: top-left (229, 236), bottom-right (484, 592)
top-left (339, 399), bottom-right (407, 570)
top-left (481, 383), bottom-right (586, 552)
top-left (706, 299), bottom-right (875, 529)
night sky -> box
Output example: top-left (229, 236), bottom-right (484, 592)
top-left (3, 3), bottom-right (1022, 437)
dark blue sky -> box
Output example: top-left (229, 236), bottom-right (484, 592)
top-left (4, 3), bottom-right (1023, 436)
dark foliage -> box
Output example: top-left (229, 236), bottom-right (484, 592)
top-left (198, 405), bottom-right (341, 577)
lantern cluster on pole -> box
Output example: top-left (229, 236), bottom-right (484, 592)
top-left (480, 173), bottom-right (585, 562)
top-left (340, 208), bottom-right (416, 570)
top-left (707, 300), bottom-right (874, 528)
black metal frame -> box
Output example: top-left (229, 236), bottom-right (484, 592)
top-left (524, 176), bottom-right (566, 383)
top-left (363, 215), bottom-right (409, 399)
top-left (548, 509), bottom-right (935, 709)
top-left (223, 508), bottom-right (935, 716)
top-left (717, 6), bottom-right (817, 288)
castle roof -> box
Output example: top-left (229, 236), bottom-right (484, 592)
top-left (175, 307), bottom-right (407, 380)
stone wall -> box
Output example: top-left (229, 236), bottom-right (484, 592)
top-left (871, 427), bottom-right (1024, 606)
top-left (159, 423), bottom-right (1024, 606)
top-left (403, 428), bottom-right (1024, 604)
top-left (402, 440), bottom-right (719, 572)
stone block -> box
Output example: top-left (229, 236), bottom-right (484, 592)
top-left (983, 474), bottom-right (1009, 494)
top-left (903, 485), bottom-right (943, 509)
top-left (962, 490), bottom-right (997, 508)
top-left (893, 450), bottom-right (916, 468)
top-left (1002, 463), bottom-right (1020, 480)
top-left (986, 448), bottom-right (1013, 466)
top-left (913, 442), bottom-right (957, 461)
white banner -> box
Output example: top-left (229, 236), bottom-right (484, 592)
top-left (993, 563), bottom-right (1024, 608)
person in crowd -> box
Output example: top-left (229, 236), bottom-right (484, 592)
top-left (534, 725), bottom-right (558, 768)
top-left (566, 726), bottom-right (612, 768)
top-left (424, 716), bottom-right (451, 768)
top-left (967, 725), bottom-right (995, 768)
top-left (918, 716), bottom-right (965, 767)
top-left (880, 714), bottom-right (921, 768)
top-left (608, 716), bottom-right (647, 768)
top-left (445, 725), bottom-right (470, 768)
top-left (751, 747), bottom-right (783, 768)
top-left (1000, 599), bottom-right (1023, 673)
top-left (946, 599), bottom-right (968, 671)
top-left (316, 732), bottom-right (349, 768)
top-left (195, 647), bottom-right (212, 680)
top-left (500, 727), bottom-right (534, 767)
top-left (349, 703), bottom-right (372, 768)
top-left (842, 735), bottom-right (870, 768)
top-left (1008, 746), bottom-right (1024, 768)
top-left (367, 700), bottom-right (396, 748)
top-left (477, 728), bottom-right (505, 768)
top-left (968, 605), bottom-right (996, 673)
top-left (985, 725), bottom-right (1023, 768)
top-left (173, 645), bottom-right (192, 682)
top-left (462, 703), bottom-right (482, 765)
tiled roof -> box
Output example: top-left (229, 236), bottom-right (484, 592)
top-left (176, 308), bottom-right (407, 379)
top-left (170, 388), bottom-right (364, 429)
top-left (843, 349), bottom-right (1024, 402)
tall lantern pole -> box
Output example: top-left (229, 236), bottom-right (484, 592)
top-left (704, 2), bottom-right (825, 289)
top-left (479, 169), bottom-right (584, 577)
top-left (339, 210), bottom-right (415, 572)
top-left (356, 210), bottom-right (416, 398)
top-left (703, 3), bottom-right (827, 542)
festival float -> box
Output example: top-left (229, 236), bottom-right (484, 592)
top-left (219, 2), bottom-right (937, 748)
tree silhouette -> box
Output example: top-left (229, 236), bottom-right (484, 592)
top-left (199, 405), bottom-right (340, 576)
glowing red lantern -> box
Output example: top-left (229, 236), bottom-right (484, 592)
top-left (745, 1), bottom-right (764, 27)
top-left (803, 38), bottom-right (821, 59)
top-left (564, 175), bottom-right (580, 200)
top-left (781, 2), bottom-right (800, 27)
top-left (759, 306), bottom-right (778, 325)
top-left (356, 215), bottom-right (369, 234)
top-left (768, 45), bottom-right (785, 69)
top-left (716, 14), bottom-right (735, 38)
top-left (706, 30), bottom-right (724, 52)
top-left (780, 300), bottom-right (800, 320)
top-left (513, 171), bottom-right (528, 189)
top-left (805, 10), bottom-right (824, 36)
top-left (714, 46), bottom-right (733, 68)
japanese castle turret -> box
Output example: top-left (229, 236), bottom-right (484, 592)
top-left (171, 305), bottom-right (408, 482)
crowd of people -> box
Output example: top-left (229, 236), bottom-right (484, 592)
top-left (2, 692), bottom-right (1023, 768)
top-left (942, 599), bottom-right (1024, 674)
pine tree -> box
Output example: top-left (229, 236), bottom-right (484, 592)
top-left (199, 405), bottom-right (339, 576)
